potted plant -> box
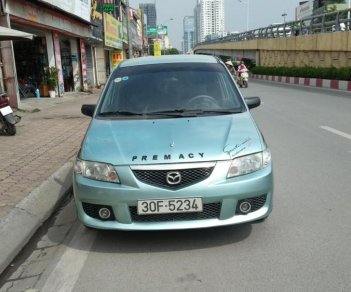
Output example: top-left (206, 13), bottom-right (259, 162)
top-left (46, 66), bottom-right (59, 98)
top-left (39, 71), bottom-right (49, 97)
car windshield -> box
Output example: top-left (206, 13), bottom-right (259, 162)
top-left (97, 62), bottom-right (245, 118)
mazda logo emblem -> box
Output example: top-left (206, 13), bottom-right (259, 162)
top-left (166, 171), bottom-right (182, 185)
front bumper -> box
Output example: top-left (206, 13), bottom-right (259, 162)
top-left (73, 160), bottom-right (273, 230)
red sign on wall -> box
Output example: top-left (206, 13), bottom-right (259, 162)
top-left (111, 50), bottom-right (123, 69)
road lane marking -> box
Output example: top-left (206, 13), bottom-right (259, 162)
top-left (320, 126), bottom-right (351, 141)
top-left (41, 225), bottom-right (97, 292)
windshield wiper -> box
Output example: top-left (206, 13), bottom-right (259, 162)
top-left (98, 111), bottom-right (143, 116)
top-left (147, 109), bottom-right (243, 117)
top-left (195, 109), bottom-right (244, 115)
top-left (147, 109), bottom-right (187, 117)
top-left (99, 109), bottom-right (244, 118)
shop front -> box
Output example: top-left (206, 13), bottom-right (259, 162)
top-left (60, 38), bottom-right (74, 92)
top-left (11, 25), bottom-right (49, 98)
top-left (1, 0), bottom-right (92, 106)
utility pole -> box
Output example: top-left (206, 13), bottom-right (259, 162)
top-left (126, 0), bottom-right (133, 59)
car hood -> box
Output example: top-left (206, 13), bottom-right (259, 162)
top-left (80, 113), bottom-right (263, 165)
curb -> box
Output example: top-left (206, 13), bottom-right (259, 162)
top-left (251, 74), bottom-right (351, 92)
top-left (0, 161), bottom-right (74, 275)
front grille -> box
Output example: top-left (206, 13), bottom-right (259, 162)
top-left (236, 194), bottom-right (267, 214)
top-left (132, 167), bottom-right (214, 190)
top-left (82, 202), bottom-right (115, 221)
top-left (129, 202), bottom-right (221, 222)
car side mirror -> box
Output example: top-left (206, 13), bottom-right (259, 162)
top-left (81, 104), bottom-right (96, 117)
top-left (244, 96), bottom-right (261, 109)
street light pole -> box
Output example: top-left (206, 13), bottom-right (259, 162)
top-left (246, 0), bottom-right (249, 31)
top-left (282, 13), bottom-right (287, 24)
top-left (238, 0), bottom-right (249, 31)
top-left (159, 18), bottom-right (174, 55)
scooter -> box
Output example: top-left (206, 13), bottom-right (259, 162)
top-left (0, 92), bottom-right (21, 135)
top-left (238, 71), bottom-right (249, 88)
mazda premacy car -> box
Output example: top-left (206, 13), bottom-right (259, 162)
top-left (73, 55), bottom-right (273, 230)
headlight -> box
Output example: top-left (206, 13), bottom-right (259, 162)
top-left (74, 159), bottom-right (120, 183)
top-left (227, 149), bottom-right (271, 178)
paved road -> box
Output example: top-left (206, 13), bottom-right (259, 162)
top-left (1, 81), bottom-right (351, 291)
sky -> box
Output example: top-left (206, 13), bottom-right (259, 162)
top-left (129, 0), bottom-right (301, 51)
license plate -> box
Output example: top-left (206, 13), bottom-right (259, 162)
top-left (137, 198), bottom-right (203, 215)
top-left (0, 106), bottom-right (13, 116)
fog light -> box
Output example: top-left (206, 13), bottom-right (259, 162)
top-left (239, 201), bottom-right (252, 214)
top-left (99, 208), bottom-right (111, 219)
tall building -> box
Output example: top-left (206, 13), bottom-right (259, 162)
top-left (139, 3), bottom-right (157, 26)
top-left (194, 0), bottom-right (225, 43)
top-left (194, 4), bottom-right (201, 45)
top-left (296, 0), bottom-right (314, 20)
top-left (183, 16), bottom-right (195, 53)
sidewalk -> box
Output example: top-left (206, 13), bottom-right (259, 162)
top-left (0, 90), bottom-right (100, 274)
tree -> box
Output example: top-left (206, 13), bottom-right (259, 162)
top-left (162, 48), bottom-right (180, 55)
top-left (318, 0), bottom-right (346, 7)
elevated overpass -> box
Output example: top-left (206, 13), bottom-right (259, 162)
top-left (194, 9), bottom-right (351, 68)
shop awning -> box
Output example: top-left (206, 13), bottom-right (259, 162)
top-left (0, 26), bottom-right (34, 41)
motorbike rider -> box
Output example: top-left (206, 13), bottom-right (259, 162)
top-left (225, 60), bottom-right (236, 76)
top-left (237, 60), bottom-right (249, 87)
top-left (237, 60), bottom-right (248, 77)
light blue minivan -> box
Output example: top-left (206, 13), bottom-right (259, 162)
top-left (73, 55), bottom-right (273, 230)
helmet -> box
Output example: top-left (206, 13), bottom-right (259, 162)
top-left (225, 60), bottom-right (233, 67)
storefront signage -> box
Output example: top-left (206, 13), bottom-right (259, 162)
top-left (8, 1), bottom-right (91, 38)
top-left (154, 41), bottom-right (161, 56)
top-left (91, 0), bottom-right (103, 41)
top-left (103, 13), bottom-right (123, 49)
top-left (122, 16), bottom-right (128, 44)
top-left (103, 0), bottom-right (114, 13)
top-left (129, 21), bottom-right (142, 50)
top-left (39, 0), bottom-right (91, 22)
top-left (91, 0), bottom-right (103, 20)
top-left (111, 50), bottom-right (123, 70)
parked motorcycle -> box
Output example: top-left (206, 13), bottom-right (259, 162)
top-left (237, 71), bottom-right (249, 88)
top-left (0, 92), bottom-right (21, 135)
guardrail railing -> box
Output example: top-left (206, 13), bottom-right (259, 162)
top-left (197, 8), bottom-right (351, 45)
